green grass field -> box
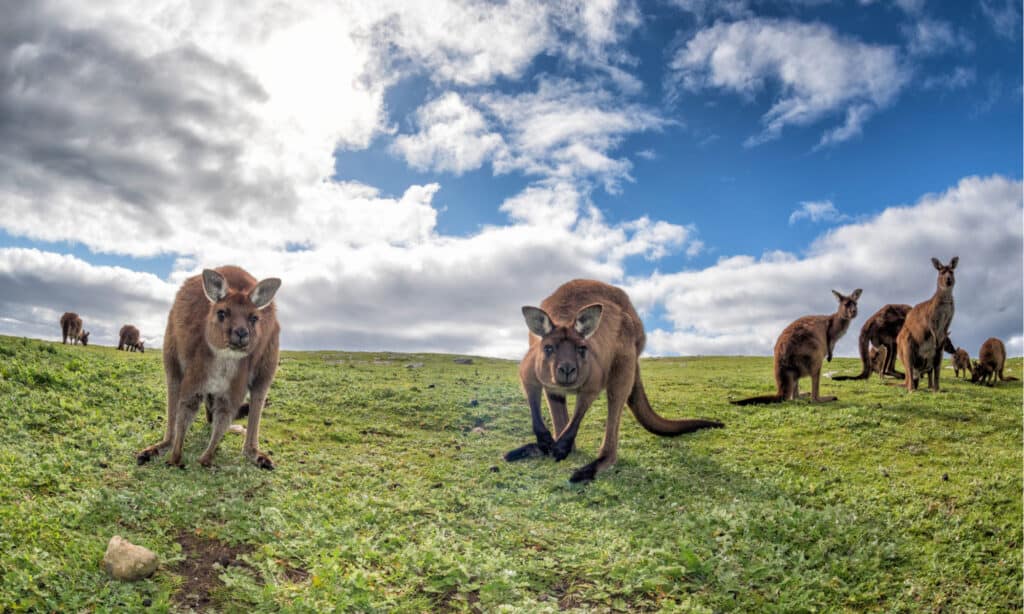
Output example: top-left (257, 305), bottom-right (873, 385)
top-left (0, 334), bottom-right (1020, 612)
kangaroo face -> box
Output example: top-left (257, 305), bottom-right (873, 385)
top-left (201, 269), bottom-right (281, 355)
top-left (79, 331), bottom-right (90, 346)
top-left (971, 361), bottom-right (992, 383)
top-left (931, 256), bottom-right (958, 291)
top-left (522, 303), bottom-right (603, 389)
top-left (831, 288), bottom-right (861, 319)
top-left (137, 341), bottom-right (145, 353)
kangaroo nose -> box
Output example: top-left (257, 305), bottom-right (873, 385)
top-left (557, 363), bottom-right (577, 382)
top-left (233, 327), bottom-right (249, 344)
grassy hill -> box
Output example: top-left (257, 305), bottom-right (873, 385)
top-left (0, 334), bottom-right (1020, 612)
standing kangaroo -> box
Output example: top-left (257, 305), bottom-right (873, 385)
top-left (118, 325), bottom-right (144, 352)
top-left (951, 347), bottom-right (971, 379)
top-left (731, 289), bottom-right (861, 405)
top-left (896, 257), bottom-right (956, 392)
top-left (60, 312), bottom-right (89, 346)
top-left (505, 279), bottom-right (723, 483)
top-left (831, 303), bottom-right (911, 380)
top-left (137, 266), bottom-right (281, 469)
top-left (971, 337), bottom-right (1019, 386)
top-left (868, 345), bottom-right (888, 379)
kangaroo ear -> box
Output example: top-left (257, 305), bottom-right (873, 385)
top-left (522, 306), bottom-right (553, 337)
top-left (202, 269), bottom-right (229, 303)
top-left (250, 278), bottom-right (282, 310)
top-left (831, 289), bottom-right (843, 302)
top-left (574, 304), bottom-right (604, 339)
top-left (949, 256), bottom-right (958, 269)
top-left (931, 257), bottom-right (942, 270)
top-left (850, 288), bottom-right (862, 301)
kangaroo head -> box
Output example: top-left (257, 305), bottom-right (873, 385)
top-left (202, 269), bottom-right (281, 355)
top-left (831, 288), bottom-right (861, 320)
top-left (136, 340), bottom-right (145, 353)
top-left (970, 360), bottom-right (991, 383)
top-left (931, 256), bottom-right (957, 291)
top-left (79, 331), bottom-right (90, 346)
top-left (521, 303), bottom-right (603, 388)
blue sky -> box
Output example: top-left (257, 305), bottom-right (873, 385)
top-left (0, 0), bottom-right (1021, 357)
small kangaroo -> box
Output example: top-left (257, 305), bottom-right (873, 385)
top-left (869, 345), bottom-right (888, 379)
top-left (731, 289), bottom-right (861, 405)
top-left (951, 347), bottom-right (971, 379)
top-left (505, 279), bottom-right (723, 483)
top-left (832, 303), bottom-right (911, 380)
top-left (60, 312), bottom-right (89, 346)
top-left (971, 337), bottom-right (1019, 386)
top-left (118, 325), bottom-right (144, 352)
top-left (896, 257), bottom-right (956, 392)
top-left (137, 266), bottom-right (281, 469)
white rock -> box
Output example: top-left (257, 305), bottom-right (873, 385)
top-left (228, 424), bottom-right (247, 435)
top-left (103, 535), bottom-right (158, 581)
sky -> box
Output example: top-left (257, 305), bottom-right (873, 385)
top-left (0, 0), bottom-right (1021, 359)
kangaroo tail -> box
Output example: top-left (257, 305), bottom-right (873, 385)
top-left (628, 367), bottom-right (724, 435)
top-left (832, 328), bottom-right (871, 381)
top-left (1000, 376), bottom-right (1020, 381)
top-left (730, 394), bottom-right (785, 406)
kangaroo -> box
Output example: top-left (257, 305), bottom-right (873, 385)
top-left (832, 303), bottom-right (911, 380)
top-left (971, 337), bottom-right (1019, 386)
top-left (896, 257), bottom-right (956, 392)
top-left (118, 325), bottom-right (144, 352)
top-left (504, 279), bottom-right (723, 483)
top-left (137, 266), bottom-right (281, 469)
top-left (60, 312), bottom-right (89, 345)
top-left (731, 289), bottom-right (861, 405)
top-left (869, 345), bottom-right (888, 379)
top-left (951, 347), bottom-right (971, 379)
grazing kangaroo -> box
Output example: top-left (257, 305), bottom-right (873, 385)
top-left (869, 345), bottom-right (888, 379)
top-left (505, 279), bottom-right (723, 483)
top-left (951, 347), bottom-right (971, 378)
top-left (118, 325), bottom-right (144, 352)
top-left (896, 257), bottom-right (956, 392)
top-left (137, 266), bottom-right (281, 469)
top-left (60, 312), bottom-right (89, 346)
top-left (731, 289), bottom-right (861, 405)
top-left (971, 337), bottom-right (1019, 386)
top-left (832, 303), bottom-right (911, 380)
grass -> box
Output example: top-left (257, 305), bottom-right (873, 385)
top-left (0, 333), bottom-right (1020, 612)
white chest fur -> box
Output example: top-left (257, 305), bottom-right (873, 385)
top-left (205, 349), bottom-right (246, 395)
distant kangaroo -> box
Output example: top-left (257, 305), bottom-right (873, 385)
top-left (731, 289), bottom-right (861, 405)
top-left (60, 312), bottom-right (89, 346)
top-left (868, 345), bottom-right (888, 380)
top-left (951, 347), bottom-right (971, 379)
top-left (832, 303), bottom-right (911, 380)
top-left (971, 337), bottom-right (1019, 386)
top-left (896, 257), bottom-right (956, 392)
top-left (137, 266), bottom-right (281, 469)
top-left (118, 325), bottom-right (144, 352)
top-left (505, 279), bottom-right (723, 483)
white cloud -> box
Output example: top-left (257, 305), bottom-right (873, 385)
top-left (902, 18), bottom-right (974, 57)
top-left (922, 66), bottom-right (977, 91)
top-left (669, 18), bottom-right (909, 147)
top-left (391, 92), bottom-right (505, 174)
top-left (789, 200), bottom-right (850, 225)
top-left (980, 0), bottom-right (1022, 40)
top-left (626, 175), bottom-right (1022, 357)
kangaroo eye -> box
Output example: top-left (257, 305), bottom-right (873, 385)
top-left (216, 310), bottom-right (227, 322)
top-left (577, 346), bottom-right (587, 357)
top-left (249, 314), bottom-right (259, 325)
top-left (543, 345), bottom-right (555, 356)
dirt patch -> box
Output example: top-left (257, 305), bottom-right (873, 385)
top-left (173, 532), bottom-right (255, 612)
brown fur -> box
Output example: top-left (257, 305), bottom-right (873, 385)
top-left (60, 312), bottom-right (89, 346)
top-left (505, 279), bottom-right (723, 483)
top-left (971, 337), bottom-right (1018, 385)
top-left (869, 345), bottom-right (888, 379)
top-left (118, 325), bottom-right (144, 352)
top-left (137, 266), bottom-right (281, 469)
top-left (832, 304), bottom-right (911, 380)
top-left (951, 348), bottom-right (971, 379)
top-left (896, 257), bottom-right (957, 392)
top-left (731, 288), bottom-right (861, 405)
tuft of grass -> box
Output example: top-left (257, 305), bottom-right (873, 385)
top-left (0, 336), bottom-right (1020, 611)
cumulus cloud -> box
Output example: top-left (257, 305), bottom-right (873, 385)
top-left (391, 92), bottom-right (505, 174)
top-left (789, 200), bottom-right (851, 225)
top-left (627, 175), bottom-right (1023, 358)
top-left (902, 18), bottom-right (974, 57)
top-left (669, 18), bottom-right (909, 147)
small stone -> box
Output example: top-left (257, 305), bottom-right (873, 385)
top-left (427, 383), bottom-right (436, 389)
top-left (489, 465), bottom-right (499, 473)
top-left (227, 424), bottom-right (246, 435)
top-left (471, 426), bottom-right (486, 435)
top-left (942, 473), bottom-right (949, 481)
top-left (142, 598), bottom-right (152, 607)
top-left (405, 362), bottom-right (424, 369)
top-left (97, 461), bottom-right (108, 468)
top-left (468, 399), bottom-right (479, 407)
top-left (103, 536), bottom-right (158, 581)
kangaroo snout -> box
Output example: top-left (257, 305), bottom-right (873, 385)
top-left (556, 362), bottom-right (577, 384)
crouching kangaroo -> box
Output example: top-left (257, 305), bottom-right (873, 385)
top-left (971, 337), bottom-right (1019, 386)
top-left (896, 257), bottom-right (956, 392)
top-left (60, 312), bottom-right (90, 346)
top-left (731, 289), bottom-right (861, 405)
top-left (504, 279), bottom-right (723, 483)
top-left (118, 325), bottom-right (145, 352)
top-left (137, 266), bottom-right (281, 469)
top-left (832, 303), bottom-right (910, 380)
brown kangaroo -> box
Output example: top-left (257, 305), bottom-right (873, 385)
top-left (951, 347), bottom-right (971, 379)
top-left (60, 312), bottom-right (89, 346)
top-left (869, 345), bottom-right (888, 379)
top-left (731, 289), bottom-right (861, 405)
top-left (137, 266), bottom-right (281, 469)
top-left (896, 257), bottom-right (956, 392)
top-left (971, 337), bottom-right (1019, 386)
top-left (505, 279), bottom-right (723, 483)
top-left (118, 325), bottom-right (144, 352)
top-left (832, 303), bottom-right (911, 380)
